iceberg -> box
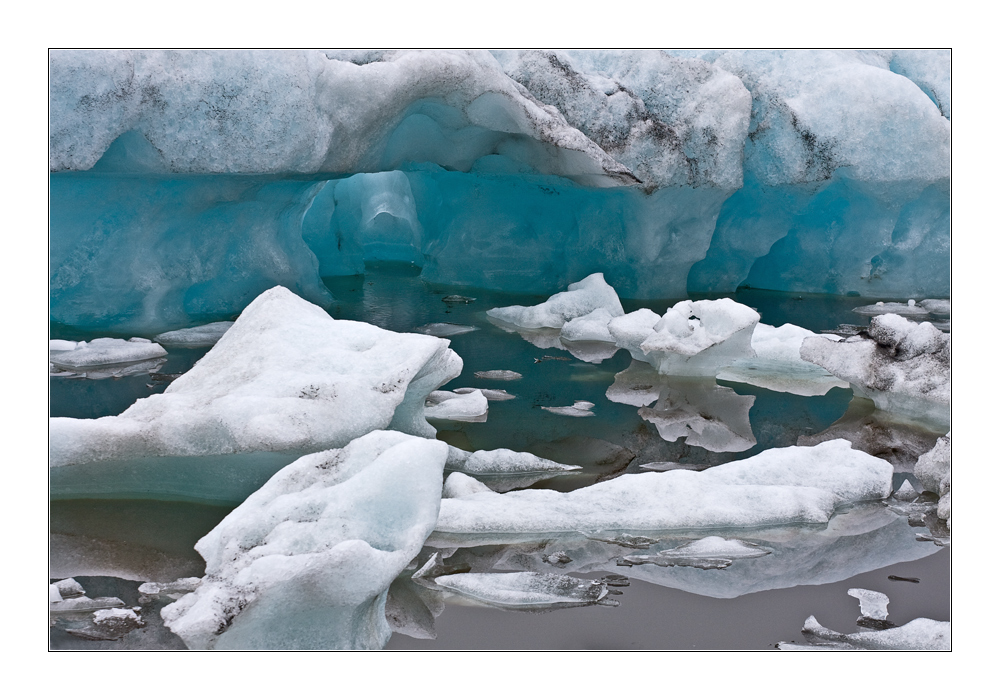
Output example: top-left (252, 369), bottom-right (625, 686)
top-left (486, 273), bottom-right (624, 330)
top-left (50, 287), bottom-right (462, 468)
top-left (152, 322), bottom-right (234, 348)
top-left (800, 313), bottom-right (950, 430)
top-left (431, 440), bottom-right (893, 546)
top-left (160, 431), bottom-right (448, 649)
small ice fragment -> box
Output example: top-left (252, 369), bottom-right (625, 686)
top-left (54, 578), bottom-right (86, 598)
top-left (424, 390), bottom-right (489, 422)
top-left (534, 355), bottom-right (571, 362)
top-left (583, 532), bottom-right (659, 549)
top-left (541, 552), bottom-right (573, 567)
top-left (50, 585), bottom-right (63, 603)
top-left (851, 301), bottom-right (929, 317)
top-left (848, 588), bottom-right (890, 621)
top-left (442, 295), bottom-right (476, 304)
top-left (128, 337), bottom-right (152, 343)
top-left (474, 370), bottom-right (522, 380)
top-left (892, 480), bottom-right (919, 502)
top-left (453, 387), bottom-right (515, 401)
top-left (621, 536), bottom-right (770, 569)
top-left (49, 337), bottom-right (168, 369)
top-left (541, 401), bottom-right (595, 417)
top-left (919, 299), bottom-right (950, 315)
top-left (138, 577), bottom-right (202, 597)
top-left (67, 608), bottom-right (145, 641)
top-left (50, 595), bottom-right (127, 614)
top-left (49, 339), bottom-right (81, 353)
top-left (414, 323), bottom-right (479, 337)
top-left (598, 574), bottom-right (630, 587)
top-left (638, 461), bottom-right (709, 472)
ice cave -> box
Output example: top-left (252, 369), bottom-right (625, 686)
top-left (48, 49), bottom-right (951, 650)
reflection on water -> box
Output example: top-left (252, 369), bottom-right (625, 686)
top-left (49, 263), bottom-right (949, 649)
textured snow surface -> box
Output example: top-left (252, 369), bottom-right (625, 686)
top-left (161, 431), bottom-right (448, 649)
top-left (50, 287), bottom-right (461, 467)
top-left (487, 273), bottom-right (623, 329)
top-left (433, 440), bottom-right (892, 542)
top-left (800, 314), bottom-right (950, 429)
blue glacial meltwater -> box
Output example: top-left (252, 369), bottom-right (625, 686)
top-left (49, 49), bottom-right (950, 650)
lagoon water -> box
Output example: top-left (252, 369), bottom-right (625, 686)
top-left (49, 263), bottom-right (949, 649)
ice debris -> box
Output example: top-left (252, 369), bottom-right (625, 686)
top-left (433, 440), bottom-right (893, 544)
top-left (847, 588), bottom-right (891, 627)
top-left (414, 323), bottom-right (479, 337)
top-left (50, 287), bottom-right (462, 467)
top-left (49, 337), bottom-right (167, 369)
top-left (800, 314), bottom-right (950, 430)
top-left (152, 321), bottom-right (234, 347)
top-left (473, 370), bottom-right (522, 381)
top-left (852, 300), bottom-right (931, 317)
top-left (445, 446), bottom-right (581, 492)
top-left (67, 608), bottom-right (145, 641)
top-left (138, 577), bottom-right (202, 598)
top-left (453, 387), bottom-right (515, 401)
top-left (914, 433), bottom-right (951, 527)
top-left (424, 390), bottom-right (489, 422)
top-left (430, 571), bottom-right (616, 611)
top-left (160, 431), bottom-right (448, 650)
top-left (486, 273), bottom-right (624, 330)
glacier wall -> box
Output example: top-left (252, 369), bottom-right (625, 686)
top-left (50, 49), bottom-right (950, 332)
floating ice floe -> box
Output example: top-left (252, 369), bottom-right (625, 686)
top-left (442, 295), bottom-right (476, 304)
top-left (445, 446), bottom-right (581, 493)
top-left (618, 536), bottom-right (770, 570)
top-left (473, 370), bottom-right (522, 380)
top-left (915, 433), bottom-right (951, 528)
top-left (160, 431), bottom-right (448, 650)
top-left (609, 299), bottom-right (759, 376)
top-left (426, 571), bottom-right (617, 611)
top-left (152, 321), bottom-right (234, 347)
top-left (453, 387), bottom-right (515, 401)
top-left (486, 273), bottom-right (624, 330)
top-left (852, 300), bottom-right (930, 317)
top-left (919, 299), bottom-right (950, 315)
top-left (66, 608), bottom-right (146, 641)
top-left (50, 577), bottom-right (128, 615)
top-left (50, 337), bottom-right (167, 369)
top-left (800, 313), bottom-right (950, 430)
top-left (779, 589), bottom-right (949, 650)
top-left (50, 287), bottom-right (462, 468)
top-left (716, 323), bottom-right (850, 396)
top-left (414, 323), bottom-right (479, 337)
top-left (431, 439), bottom-right (893, 546)
top-left (541, 400), bottom-right (595, 417)
top-left (138, 577), bottom-right (202, 599)
top-left (424, 390), bottom-right (489, 422)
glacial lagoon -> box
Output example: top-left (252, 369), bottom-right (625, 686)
top-left (49, 49), bottom-right (950, 650)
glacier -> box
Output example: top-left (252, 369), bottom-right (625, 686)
top-left (49, 49), bottom-right (950, 333)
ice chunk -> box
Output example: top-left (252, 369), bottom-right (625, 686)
top-left (414, 323), bottom-right (479, 337)
top-left (583, 532), bottom-right (660, 549)
top-left (49, 337), bottom-right (167, 370)
top-left (445, 447), bottom-right (581, 493)
top-left (453, 387), bottom-right (515, 401)
top-left (53, 578), bottom-right (86, 599)
top-left (50, 356), bottom-right (167, 380)
top-left (541, 401), bottom-right (596, 417)
top-left (50, 339), bottom-right (83, 353)
top-left (424, 390), bottom-right (489, 422)
top-left (607, 308), bottom-right (663, 362)
top-left (50, 584), bottom-right (63, 603)
top-left (847, 587), bottom-right (890, 622)
top-left (559, 307), bottom-right (618, 343)
top-left (51, 595), bottom-right (127, 614)
top-left (780, 614), bottom-right (950, 650)
top-left (138, 578), bottom-right (202, 598)
top-left (620, 536), bottom-right (770, 570)
top-left (716, 323), bottom-right (850, 396)
top-left (915, 434), bottom-right (951, 527)
top-left (800, 314), bottom-right (950, 430)
top-left (473, 370), bottom-right (522, 381)
top-left (152, 322), bottom-right (234, 348)
top-left (67, 608), bottom-right (146, 641)
top-left (160, 431), bottom-right (448, 649)
top-left (50, 287), bottom-right (462, 468)
top-left (486, 273), bottom-right (624, 330)
top-left (892, 480), bottom-right (919, 502)
top-left (433, 440), bottom-right (893, 544)
top-left (431, 572), bottom-right (614, 610)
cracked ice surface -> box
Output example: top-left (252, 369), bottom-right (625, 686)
top-left (160, 431), bottom-right (448, 649)
top-left (800, 313), bottom-right (950, 430)
top-left (431, 440), bottom-right (893, 546)
top-left (49, 287), bottom-right (462, 467)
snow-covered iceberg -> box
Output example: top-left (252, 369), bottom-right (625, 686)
top-left (431, 440), bottom-right (893, 546)
top-left (160, 431), bottom-right (448, 649)
top-left (50, 287), bottom-right (462, 468)
top-left (800, 313), bottom-right (950, 430)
